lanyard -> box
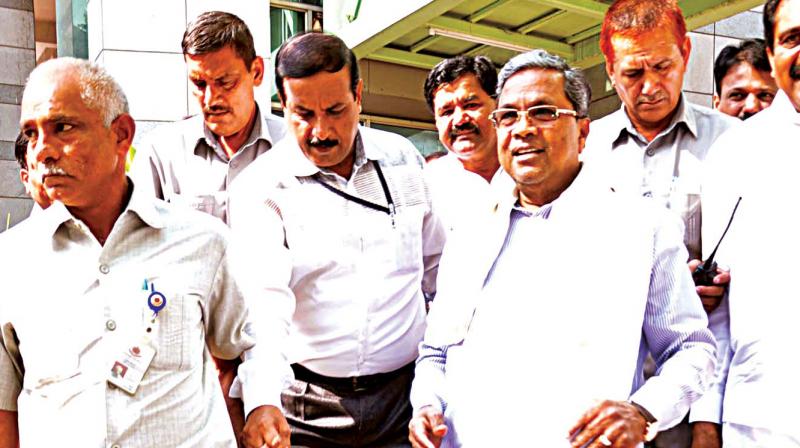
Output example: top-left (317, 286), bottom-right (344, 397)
top-left (312, 160), bottom-right (396, 227)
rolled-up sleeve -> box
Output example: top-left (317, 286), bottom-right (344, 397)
top-left (0, 324), bottom-right (22, 411)
top-left (226, 190), bottom-right (296, 417)
top-left (629, 213), bottom-right (717, 429)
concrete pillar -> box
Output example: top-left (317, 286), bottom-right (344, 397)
top-left (0, 0), bottom-right (36, 231)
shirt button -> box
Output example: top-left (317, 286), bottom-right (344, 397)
top-left (106, 319), bottom-right (117, 331)
top-left (99, 264), bottom-right (110, 274)
top-left (645, 148), bottom-right (655, 156)
top-left (643, 191), bottom-right (653, 198)
top-left (110, 444), bottom-right (121, 448)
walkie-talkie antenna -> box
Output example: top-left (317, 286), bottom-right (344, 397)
top-left (703, 196), bottom-right (742, 270)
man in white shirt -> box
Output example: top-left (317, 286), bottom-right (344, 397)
top-left (701, 0), bottom-right (800, 445)
top-left (423, 56), bottom-right (505, 233)
top-left (14, 132), bottom-right (51, 209)
top-left (130, 11), bottom-right (285, 224)
top-left (408, 48), bottom-right (715, 448)
top-left (229, 32), bottom-right (446, 447)
top-left (0, 57), bottom-right (288, 448)
top-left (583, 2), bottom-right (737, 445)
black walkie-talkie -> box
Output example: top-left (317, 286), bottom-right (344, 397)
top-left (692, 197), bottom-right (742, 286)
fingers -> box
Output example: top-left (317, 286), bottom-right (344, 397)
top-left (700, 295), bottom-right (723, 313)
top-left (241, 406), bottom-right (291, 448)
top-left (687, 259), bottom-right (702, 271)
top-left (408, 408), bottom-right (446, 448)
top-left (569, 401), bottom-right (646, 448)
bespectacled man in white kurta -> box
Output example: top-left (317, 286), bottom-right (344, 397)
top-left (409, 49), bottom-right (716, 448)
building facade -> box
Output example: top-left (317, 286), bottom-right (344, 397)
top-left (0, 0), bottom-right (769, 231)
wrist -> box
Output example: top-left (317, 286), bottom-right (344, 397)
top-left (629, 401), bottom-right (658, 442)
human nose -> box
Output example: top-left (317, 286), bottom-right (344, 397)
top-left (311, 114), bottom-right (332, 140)
top-left (452, 107), bottom-right (470, 126)
top-left (641, 71), bottom-right (660, 97)
top-left (32, 128), bottom-right (60, 165)
top-left (742, 93), bottom-right (761, 115)
top-left (202, 84), bottom-right (223, 108)
top-left (510, 110), bottom-right (539, 138)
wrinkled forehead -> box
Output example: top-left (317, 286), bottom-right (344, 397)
top-left (498, 69), bottom-right (568, 107)
top-left (611, 31), bottom-right (683, 64)
top-left (21, 73), bottom-right (91, 124)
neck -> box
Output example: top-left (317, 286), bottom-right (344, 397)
top-left (460, 155), bottom-right (500, 183)
top-left (68, 177), bottom-right (131, 246)
top-left (628, 107), bottom-right (677, 143)
top-left (217, 106), bottom-right (258, 159)
top-left (517, 164), bottom-right (581, 212)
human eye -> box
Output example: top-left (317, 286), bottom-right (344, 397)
top-left (464, 101), bottom-right (482, 110)
top-left (531, 106), bottom-right (558, 121)
top-left (190, 78), bottom-right (206, 90)
top-left (220, 77), bottom-right (238, 90)
top-left (622, 68), bottom-right (643, 78)
top-left (727, 91), bottom-right (745, 101)
top-left (327, 105), bottom-right (346, 116)
top-left (55, 122), bottom-right (75, 133)
top-left (22, 127), bottom-right (37, 140)
top-left (780, 31), bottom-right (800, 48)
top-left (437, 106), bottom-right (453, 117)
top-left (758, 91), bottom-right (775, 102)
top-left (493, 109), bottom-right (518, 126)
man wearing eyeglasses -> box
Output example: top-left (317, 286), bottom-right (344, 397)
top-left (582, 2), bottom-right (739, 446)
top-left (408, 49), bottom-right (715, 448)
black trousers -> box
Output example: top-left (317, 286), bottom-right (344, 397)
top-left (282, 363), bottom-right (414, 448)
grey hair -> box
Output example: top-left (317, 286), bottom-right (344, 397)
top-left (24, 57), bottom-right (129, 127)
top-left (496, 49), bottom-right (591, 118)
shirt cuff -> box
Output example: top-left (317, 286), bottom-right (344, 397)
top-left (230, 364), bottom-right (292, 418)
top-left (688, 391), bottom-right (723, 424)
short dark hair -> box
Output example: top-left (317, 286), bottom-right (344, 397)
top-left (15, 131), bottom-right (28, 170)
top-left (764, 0), bottom-right (786, 50)
top-left (182, 11), bottom-right (256, 69)
top-left (714, 39), bottom-right (773, 94)
top-left (274, 32), bottom-right (360, 102)
top-left (423, 56), bottom-right (498, 112)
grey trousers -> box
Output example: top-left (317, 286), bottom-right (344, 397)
top-left (282, 363), bottom-right (414, 448)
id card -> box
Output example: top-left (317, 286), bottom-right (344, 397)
top-left (107, 341), bottom-right (156, 395)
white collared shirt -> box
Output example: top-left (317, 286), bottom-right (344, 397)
top-left (702, 90), bottom-right (800, 437)
top-left (411, 167), bottom-right (716, 446)
top-left (129, 102), bottom-right (286, 224)
top-left (0, 183), bottom-right (286, 447)
top-left (230, 127), bottom-right (446, 378)
top-left (425, 153), bottom-right (509, 234)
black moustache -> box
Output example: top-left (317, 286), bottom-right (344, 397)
top-left (308, 139), bottom-right (338, 148)
top-left (204, 106), bottom-right (230, 114)
top-left (449, 123), bottom-right (479, 138)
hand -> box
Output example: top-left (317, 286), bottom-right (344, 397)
top-left (409, 405), bottom-right (448, 448)
top-left (568, 400), bottom-right (647, 448)
top-left (688, 260), bottom-right (731, 314)
top-left (691, 422), bottom-right (721, 448)
top-left (241, 405), bottom-right (291, 448)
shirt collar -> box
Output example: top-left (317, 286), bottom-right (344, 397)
top-left (35, 178), bottom-right (166, 240)
top-left (283, 128), bottom-right (380, 178)
top-left (196, 102), bottom-right (274, 159)
top-left (499, 163), bottom-right (592, 221)
top-left (613, 93), bottom-right (697, 146)
top-left (770, 89), bottom-right (800, 125)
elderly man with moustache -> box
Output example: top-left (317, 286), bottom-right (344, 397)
top-left (408, 49), bottom-right (715, 448)
top-left (229, 32), bottom-right (445, 448)
top-left (701, 0), bottom-right (800, 445)
top-left (713, 39), bottom-right (778, 120)
top-left (0, 58), bottom-right (289, 448)
top-left (582, 2), bottom-right (739, 445)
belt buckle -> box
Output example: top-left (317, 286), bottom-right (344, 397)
top-left (352, 376), bottom-right (368, 393)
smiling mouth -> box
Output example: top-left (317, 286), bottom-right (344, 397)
top-left (513, 148), bottom-right (544, 157)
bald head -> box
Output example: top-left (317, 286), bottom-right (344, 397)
top-left (23, 57), bottom-right (129, 128)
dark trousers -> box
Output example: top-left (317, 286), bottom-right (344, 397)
top-left (282, 363), bottom-right (414, 448)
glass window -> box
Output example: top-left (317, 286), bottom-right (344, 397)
top-left (56, 0), bottom-right (88, 59)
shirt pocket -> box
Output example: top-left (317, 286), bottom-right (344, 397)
top-left (141, 278), bottom-right (205, 371)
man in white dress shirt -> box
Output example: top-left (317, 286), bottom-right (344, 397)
top-left (701, 0), bottom-right (800, 445)
top-left (583, 2), bottom-right (737, 445)
top-left (229, 32), bottom-right (446, 447)
top-left (424, 56), bottom-right (506, 233)
top-left (409, 49), bottom-right (715, 448)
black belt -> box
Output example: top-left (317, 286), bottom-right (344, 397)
top-left (291, 362), bottom-right (414, 393)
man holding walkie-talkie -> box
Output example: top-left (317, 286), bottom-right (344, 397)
top-left (581, 1), bottom-right (738, 446)
top-left (701, 0), bottom-right (800, 444)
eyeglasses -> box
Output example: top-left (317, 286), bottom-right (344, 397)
top-left (490, 105), bottom-right (580, 128)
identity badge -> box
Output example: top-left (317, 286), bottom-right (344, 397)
top-left (107, 341), bottom-right (156, 395)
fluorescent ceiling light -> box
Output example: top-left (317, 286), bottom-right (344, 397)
top-left (428, 26), bottom-right (532, 52)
